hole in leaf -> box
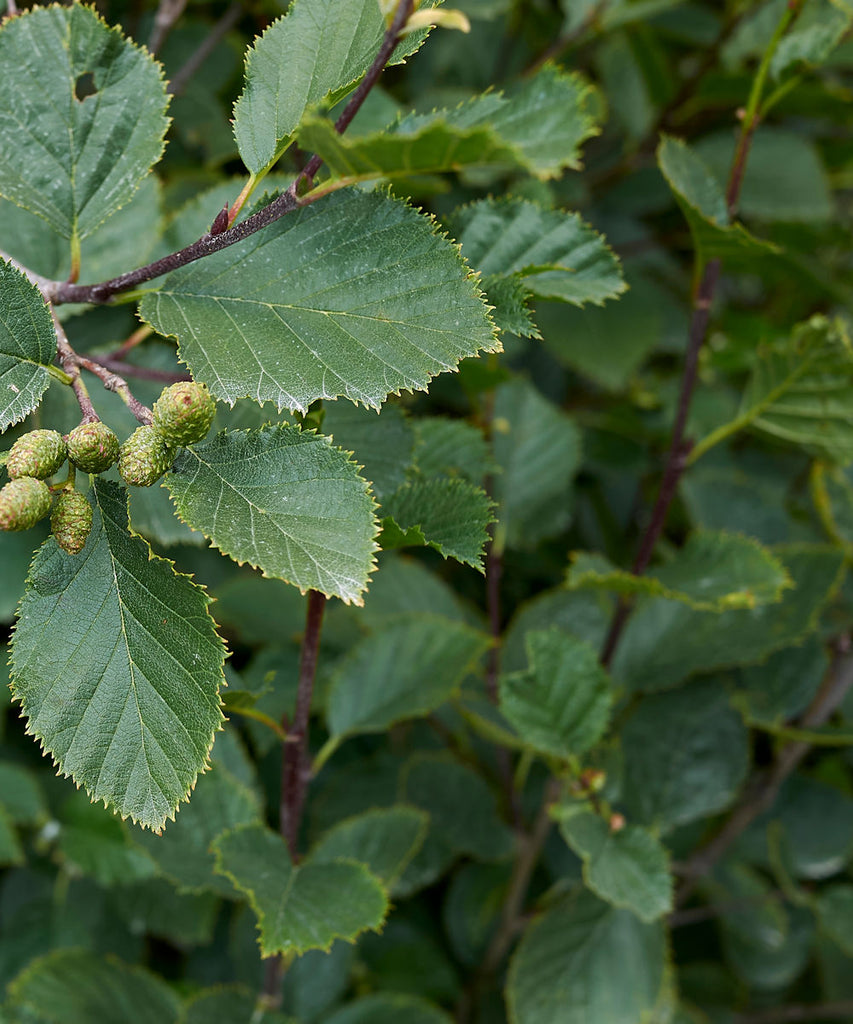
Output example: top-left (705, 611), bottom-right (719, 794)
top-left (74, 72), bottom-right (98, 102)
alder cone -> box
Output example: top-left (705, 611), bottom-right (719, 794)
top-left (66, 422), bottom-right (120, 473)
top-left (51, 490), bottom-right (93, 555)
top-left (0, 477), bottom-right (52, 531)
top-left (152, 381), bottom-right (216, 446)
top-left (119, 425), bottom-right (177, 487)
top-left (6, 430), bottom-right (67, 480)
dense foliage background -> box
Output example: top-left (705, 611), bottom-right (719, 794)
top-left (2, 0), bottom-right (853, 1021)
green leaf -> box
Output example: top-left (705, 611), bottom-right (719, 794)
top-left (480, 274), bottom-right (539, 338)
top-left (323, 401), bottom-right (415, 501)
top-left (299, 65), bottom-right (598, 185)
top-left (499, 629), bottom-right (612, 760)
top-left (734, 638), bottom-right (827, 727)
top-left (657, 135), bottom-right (778, 265)
top-left (0, 5), bottom-right (169, 244)
top-left (738, 316), bottom-right (853, 462)
top-left (139, 189), bottom-right (498, 413)
top-left (212, 823), bottom-right (388, 956)
top-left (567, 531), bottom-right (791, 611)
top-left (380, 477), bottom-right (495, 570)
top-left (695, 128), bottom-right (834, 224)
top-left (110, 878), bottom-right (220, 947)
top-left (325, 614), bottom-right (491, 741)
top-left (412, 417), bottom-right (493, 485)
top-left (558, 811), bottom-right (673, 923)
top-left (771, 0), bottom-right (852, 77)
top-left (444, 862), bottom-right (510, 966)
top-left (0, 762), bottom-right (46, 825)
top-left (165, 425), bottom-right (378, 605)
top-left (232, 0), bottom-right (433, 176)
top-left (612, 545), bottom-right (845, 693)
top-left (0, 805), bottom-right (23, 867)
top-left (401, 753), bottom-right (514, 862)
top-left (815, 884), bottom-right (853, 956)
top-left (6, 950), bottom-right (180, 1024)
top-left (448, 198), bottom-right (625, 307)
top-left (0, 260), bottom-right (57, 431)
top-left (179, 987), bottom-right (295, 1024)
top-left (507, 889), bottom-right (668, 1024)
top-left (310, 806), bottom-right (428, 887)
top-left (57, 791), bottom-right (157, 886)
top-left (492, 379), bottom-right (582, 549)
top-left (135, 763), bottom-right (262, 896)
top-left (620, 679), bottom-right (749, 831)
top-left (10, 478), bottom-right (226, 831)
top-left (324, 994), bottom-right (454, 1024)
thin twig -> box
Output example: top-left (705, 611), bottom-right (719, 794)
top-left (167, 1), bottom-right (242, 96)
top-left (524, 1), bottom-right (605, 75)
top-left (262, 589), bottom-right (327, 1008)
top-left (675, 640), bottom-right (853, 906)
top-left (48, 0), bottom-right (416, 307)
top-left (148, 0), bottom-right (187, 57)
top-left (74, 354), bottom-right (153, 424)
top-left (86, 354), bottom-right (190, 384)
top-left (52, 313), bottom-right (99, 424)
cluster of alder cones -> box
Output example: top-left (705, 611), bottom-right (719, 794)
top-left (0, 382), bottom-right (216, 554)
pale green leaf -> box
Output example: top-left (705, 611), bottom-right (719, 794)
top-left (567, 531), bottom-right (791, 611)
top-left (815, 884), bottom-right (853, 956)
top-left (0, 5), bottom-right (169, 243)
top-left (324, 994), bottom-right (454, 1024)
top-left (10, 478), bottom-right (226, 831)
top-left (310, 806), bottom-right (428, 887)
top-left (165, 425), bottom-right (378, 605)
top-left (325, 614), bottom-right (491, 740)
top-left (0, 260), bottom-right (57, 430)
top-left (739, 316), bottom-right (853, 462)
top-left (139, 189), bottom-right (498, 413)
top-left (499, 629), bottom-right (612, 760)
top-left (507, 889), bottom-right (667, 1024)
top-left (480, 274), bottom-right (539, 338)
top-left (233, 0), bottom-right (433, 176)
top-left (212, 823), bottom-right (387, 956)
top-left (771, 0), bottom-right (852, 78)
top-left (57, 791), bottom-right (157, 886)
top-left (695, 127), bottom-right (834, 224)
top-left (179, 987), bottom-right (295, 1024)
top-left (558, 811), bottom-right (673, 922)
top-left (620, 680), bottom-right (749, 831)
top-left (413, 417), bottom-right (493, 484)
top-left (298, 65), bottom-right (599, 184)
top-left (492, 379), bottom-right (582, 549)
top-left (448, 198), bottom-right (625, 307)
top-left (380, 477), bottom-right (495, 570)
top-left (135, 763), bottom-right (262, 896)
top-left (612, 545), bottom-right (845, 693)
top-left (402, 753), bottom-right (514, 862)
top-left (322, 401), bottom-right (415, 501)
top-left (657, 135), bottom-right (778, 265)
top-left (6, 950), bottom-right (180, 1024)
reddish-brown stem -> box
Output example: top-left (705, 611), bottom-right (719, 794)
top-left (86, 354), bottom-right (191, 384)
top-left (75, 355), bottom-right (153, 424)
top-left (600, 258), bottom-right (720, 666)
top-left (280, 589), bottom-right (327, 858)
top-left (51, 314), bottom-right (99, 424)
top-left (48, 0), bottom-right (415, 308)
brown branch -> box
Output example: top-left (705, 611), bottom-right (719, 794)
top-left (148, 0), bottom-right (187, 56)
top-left (74, 354), bottom-right (153, 424)
top-left (167, 2), bottom-right (242, 96)
top-left (675, 639), bottom-right (853, 906)
top-left (49, 0), bottom-right (416, 307)
top-left (262, 589), bottom-right (327, 1008)
top-left (86, 354), bottom-right (190, 384)
top-left (52, 313), bottom-right (98, 424)
top-left (733, 1003), bottom-right (853, 1024)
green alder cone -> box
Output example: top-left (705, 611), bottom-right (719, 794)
top-left (50, 490), bottom-right (93, 555)
top-left (119, 426), bottom-right (177, 487)
top-left (6, 430), bottom-right (67, 480)
top-left (0, 477), bottom-right (52, 531)
top-left (66, 421), bottom-right (120, 474)
top-left (152, 381), bottom-right (216, 446)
